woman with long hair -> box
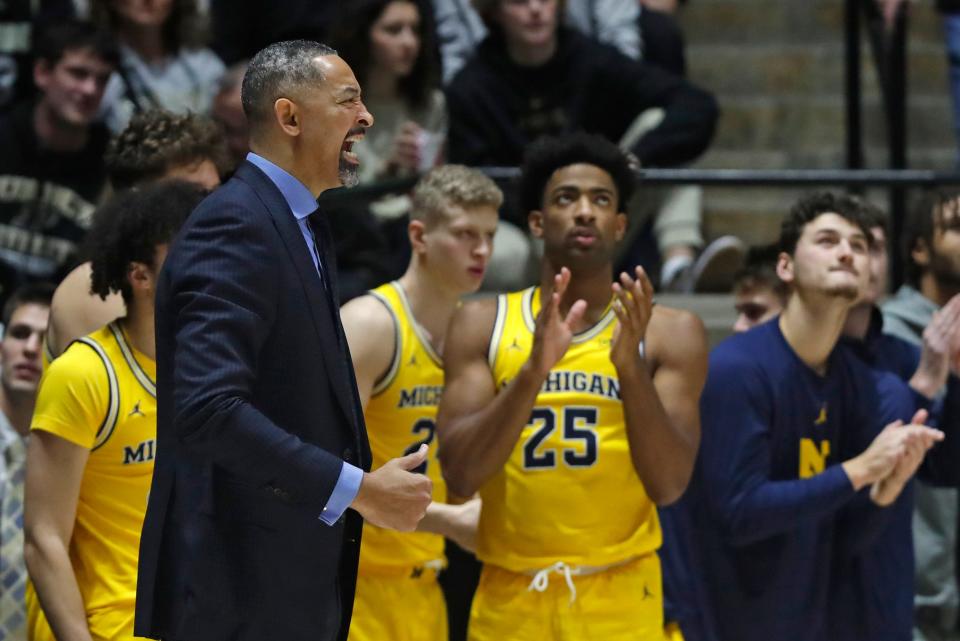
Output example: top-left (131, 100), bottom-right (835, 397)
top-left (91, 0), bottom-right (224, 132)
top-left (329, 0), bottom-right (445, 184)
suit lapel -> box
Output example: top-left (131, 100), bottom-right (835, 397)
top-left (234, 163), bottom-right (359, 432)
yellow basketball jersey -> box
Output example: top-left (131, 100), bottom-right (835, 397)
top-left (26, 321), bottom-right (156, 641)
top-left (359, 282), bottom-right (448, 572)
top-left (478, 286), bottom-right (661, 572)
top-left (41, 336), bottom-right (53, 372)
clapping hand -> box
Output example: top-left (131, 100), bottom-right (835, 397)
top-left (610, 266), bottom-right (654, 372)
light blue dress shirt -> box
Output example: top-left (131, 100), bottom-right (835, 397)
top-left (246, 152), bottom-right (363, 525)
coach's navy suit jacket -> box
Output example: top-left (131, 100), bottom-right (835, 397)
top-left (135, 161), bottom-right (371, 641)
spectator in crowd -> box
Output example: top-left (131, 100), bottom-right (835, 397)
top-left (211, 60), bottom-right (250, 172)
top-left (0, 18), bottom-right (117, 309)
top-left (330, 0), bottom-right (445, 185)
top-left (0, 1), bottom-right (75, 110)
top-left (341, 165), bottom-right (499, 641)
top-left (209, 0), bottom-right (338, 65)
top-left (329, 0), bottom-right (534, 294)
top-left (445, 0), bottom-right (723, 290)
top-left (0, 285), bottom-right (53, 641)
top-left (23, 181), bottom-right (204, 641)
top-left (732, 243), bottom-right (788, 332)
top-left (833, 199), bottom-right (960, 641)
top-left (92, 0), bottom-right (225, 132)
top-left (44, 108), bottom-right (226, 365)
top-left (882, 188), bottom-right (960, 641)
top-left (445, 0), bottom-right (716, 169)
top-left (432, 0), bottom-right (640, 83)
top-left (689, 192), bottom-right (942, 641)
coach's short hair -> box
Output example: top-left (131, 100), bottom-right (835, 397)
top-left (411, 165), bottom-right (503, 226)
top-left (778, 192), bottom-right (873, 256)
top-left (519, 133), bottom-right (635, 215)
top-left (241, 40), bottom-right (337, 127)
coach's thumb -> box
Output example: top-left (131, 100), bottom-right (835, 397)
top-left (398, 444), bottom-right (429, 471)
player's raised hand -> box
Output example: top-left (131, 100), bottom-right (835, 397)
top-left (610, 266), bottom-right (654, 371)
top-left (351, 444), bottom-right (433, 531)
top-left (911, 293), bottom-right (960, 396)
top-left (528, 267), bottom-right (586, 377)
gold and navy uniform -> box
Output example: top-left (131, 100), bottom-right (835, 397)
top-left (470, 286), bottom-right (663, 641)
top-left (26, 322), bottom-right (155, 641)
top-left (348, 282), bottom-right (447, 641)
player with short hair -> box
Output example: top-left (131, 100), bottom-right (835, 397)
top-left (43, 109), bottom-right (228, 366)
top-left (22, 181), bottom-right (205, 641)
top-left (341, 164), bottom-right (501, 641)
top-left (732, 243), bottom-right (788, 333)
top-left (688, 192), bottom-right (943, 641)
top-left (436, 133), bottom-right (708, 640)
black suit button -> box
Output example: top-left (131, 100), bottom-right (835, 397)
top-left (343, 448), bottom-right (353, 461)
top-left (272, 487), bottom-right (283, 496)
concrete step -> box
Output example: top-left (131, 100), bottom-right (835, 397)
top-left (708, 96), bottom-right (951, 153)
top-left (657, 294), bottom-right (736, 348)
top-left (688, 42), bottom-right (949, 98)
top-left (681, 0), bottom-right (945, 47)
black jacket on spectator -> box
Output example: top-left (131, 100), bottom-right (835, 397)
top-left (0, 101), bottom-right (108, 303)
top-left (445, 27), bottom-right (718, 168)
top-left (938, 0), bottom-right (960, 13)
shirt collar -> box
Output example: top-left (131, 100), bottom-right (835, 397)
top-left (0, 411), bottom-right (19, 452)
top-left (246, 152), bottom-right (319, 221)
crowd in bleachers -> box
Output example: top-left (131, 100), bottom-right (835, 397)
top-left (1, 1), bottom-right (960, 641)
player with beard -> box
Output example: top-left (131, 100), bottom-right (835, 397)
top-left (436, 133), bottom-right (709, 640)
top-left (831, 200), bottom-right (960, 641)
top-left (882, 189), bottom-right (960, 641)
top-left (686, 192), bottom-right (943, 641)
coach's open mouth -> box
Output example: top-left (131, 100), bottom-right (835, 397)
top-left (341, 130), bottom-right (365, 165)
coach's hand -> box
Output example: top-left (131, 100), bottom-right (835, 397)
top-left (352, 444), bottom-right (432, 531)
top-left (528, 267), bottom-right (586, 378)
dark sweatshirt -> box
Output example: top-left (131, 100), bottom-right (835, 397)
top-left (445, 27), bottom-right (718, 168)
top-left (686, 318), bottom-right (897, 641)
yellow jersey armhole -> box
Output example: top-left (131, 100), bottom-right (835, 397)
top-left (487, 294), bottom-right (507, 371)
top-left (369, 291), bottom-right (402, 397)
top-left (75, 337), bottom-right (121, 452)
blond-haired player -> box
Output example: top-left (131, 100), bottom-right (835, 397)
top-left (22, 182), bottom-right (204, 641)
top-left (341, 165), bottom-right (502, 641)
top-left (436, 133), bottom-right (708, 640)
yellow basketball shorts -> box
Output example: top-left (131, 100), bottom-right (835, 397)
top-left (348, 567), bottom-right (447, 641)
top-left (468, 554), bottom-right (665, 641)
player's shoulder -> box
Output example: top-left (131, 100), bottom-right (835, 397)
top-left (342, 291), bottom-right (397, 333)
top-left (709, 319), bottom-right (783, 375)
top-left (649, 304), bottom-right (705, 339)
top-left (447, 295), bottom-right (500, 355)
top-left (45, 330), bottom-right (114, 385)
top-left (646, 304), bottom-right (707, 362)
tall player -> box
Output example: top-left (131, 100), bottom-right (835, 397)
top-left (435, 133), bottom-right (709, 640)
top-left (22, 182), bottom-right (204, 641)
top-left (340, 165), bottom-right (501, 641)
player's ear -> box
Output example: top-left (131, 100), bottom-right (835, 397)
top-left (528, 210), bottom-right (544, 238)
top-left (408, 219), bottom-right (427, 254)
top-left (615, 212), bottom-right (627, 242)
top-left (775, 251), bottom-right (795, 284)
top-left (127, 261), bottom-right (152, 294)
